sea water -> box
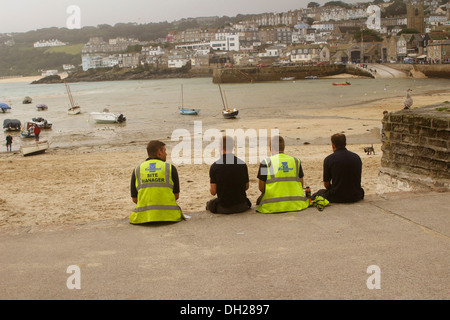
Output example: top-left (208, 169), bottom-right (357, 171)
top-left (1, 77), bottom-right (449, 151)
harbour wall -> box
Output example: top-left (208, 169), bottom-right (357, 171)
top-left (379, 104), bottom-right (450, 193)
top-left (212, 65), bottom-right (373, 83)
top-left (383, 64), bottom-right (450, 79)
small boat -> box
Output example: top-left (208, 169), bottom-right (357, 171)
top-left (180, 108), bottom-right (200, 115)
top-left (21, 122), bottom-right (36, 138)
top-left (280, 77), bottom-right (295, 81)
top-left (23, 96), bottom-right (32, 104)
top-left (21, 140), bottom-right (49, 157)
top-left (65, 81), bottom-right (81, 115)
top-left (90, 109), bottom-right (126, 123)
top-left (31, 117), bottom-right (53, 129)
top-left (0, 103), bottom-right (11, 113)
top-left (179, 85), bottom-right (200, 115)
top-left (36, 104), bottom-right (48, 111)
top-left (218, 84), bottom-right (238, 119)
top-left (305, 76), bottom-right (318, 79)
top-left (3, 119), bottom-right (21, 131)
top-left (332, 81), bottom-right (351, 86)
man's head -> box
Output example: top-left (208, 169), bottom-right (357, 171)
top-left (331, 133), bottom-right (346, 151)
top-left (221, 135), bottom-right (234, 154)
top-left (147, 140), bottom-right (167, 161)
top-left (270, 135), bottom-right (285, 154)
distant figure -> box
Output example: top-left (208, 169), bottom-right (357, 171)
top-left (403, 89), bottom-right (413, 110)
top-left (206, 136), bottom-right (251, 214)
top-left (313, 133), bottom-right (364, 203)
top-left (256, 135), bottom-right (310, 213)
top-left (129, 140), bottom-right (183, 224)
top-left (33, 125), bottom-right (41, 141)
top-left (6, 134), bottom-right (12, 152)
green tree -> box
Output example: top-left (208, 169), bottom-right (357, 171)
top-left (353, 29), bottom-right (384, 42)
top-left (307, 2), bottom-right (321, 8)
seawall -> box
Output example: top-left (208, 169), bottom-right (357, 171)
top-left (212, 65), bottom-right (373, 83)
top-left (380, 103), bottom-right (450, 192)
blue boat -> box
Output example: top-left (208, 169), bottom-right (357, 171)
top-left (180, 108), bottom-right (200, 115)
top-left (178, 85), bottom-right (200, 115)
top-left (0, 103), bottom-right (11, 113)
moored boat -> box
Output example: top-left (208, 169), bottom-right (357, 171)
top-left (36, 104), bottom-right (48, 111)
top-left (3, 119), bottom-right (21, 131)
top-left (218, 84), bottom-right (239, 119)
top-left (332, 81), bottom-right (351, 86)
top-left (179, 85), bottom-right (200, 115)
top-left (90, 109), bottom-right (126, 123)
top-left (21, 140), bottom-right (49, 156)
top-left (65, 81), bottom-right (81, 115)
top-left (31, 117), bottom-right (53, 129)
top-left (0, 103), bottom-right (11, 113)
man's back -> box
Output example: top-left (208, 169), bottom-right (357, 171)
top-left (210, 154), bottom-right (249, 207)
top-left (323, 148), bottom-right (364, 203)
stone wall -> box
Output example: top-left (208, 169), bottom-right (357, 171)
top-left (212, 65), bottom-right (373, 83)
top-left (380, 103), bottom-right (450, 192)
top-left (384, 64), bottom-right (450, 79)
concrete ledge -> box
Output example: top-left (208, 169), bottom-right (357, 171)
top-left (1, 191), bottom-right (449, 300)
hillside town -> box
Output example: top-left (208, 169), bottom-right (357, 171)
top-left (3, 0), bottom-right (450, 75)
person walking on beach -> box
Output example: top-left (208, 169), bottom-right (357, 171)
top-left (33, 125), bottom-right (41, 141)
top-left (256, 135), bottom-right (310, 213)
top-left (6, 134), bottom-right (12, 152)
top-left (206, 136), bottom-right (251, 214)
top-left (130, 140), bottom-right (183, 224)
top-left (314, 133), bottom-right (364, 203)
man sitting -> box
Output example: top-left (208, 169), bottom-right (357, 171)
top-left (319, 133), bottom-right (365, 203)
top-left (206, 136), bottom-right (251, 214)
top-left (256, 135), bottom-right (309, 213)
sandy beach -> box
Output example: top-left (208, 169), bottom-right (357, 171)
top-left (0, 87), bottom-right (449, 231)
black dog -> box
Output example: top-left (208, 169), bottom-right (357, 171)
top-left (364, 145), bottom-right (375, 155)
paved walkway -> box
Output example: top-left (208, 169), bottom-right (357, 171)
top-left (1, 191), bottom-right (449, 300)
top-left (362, 63), bottom-right (409, 79)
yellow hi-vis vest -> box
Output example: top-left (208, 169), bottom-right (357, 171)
top-left (257, 153), bottom-right (309, 214)
top-left (130, 159), bottom-right (183, 224)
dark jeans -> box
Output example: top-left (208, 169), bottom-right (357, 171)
top-left (206, 198), bottom-right (251, 214)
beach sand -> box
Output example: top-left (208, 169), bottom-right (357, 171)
top-left (1, 90), bottom-right (449, 231)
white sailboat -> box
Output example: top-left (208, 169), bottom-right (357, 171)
top-left (65, 81), bottom-right (81, 115)
top-left (218, 84), bottom-right (238, 119)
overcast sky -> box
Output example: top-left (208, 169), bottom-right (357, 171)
top-left (0, 0), bottom-right (337, 33)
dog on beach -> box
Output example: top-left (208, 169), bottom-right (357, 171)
top-left (364, 145), bottom-right (375, 155)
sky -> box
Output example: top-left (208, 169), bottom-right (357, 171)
top-left (0, 0), bottom-right (335, 33)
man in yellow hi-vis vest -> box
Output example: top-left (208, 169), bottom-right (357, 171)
top-left (130, 140), bottom-right (183, 224)
top-left (256, 136), bottom-right (310, 213)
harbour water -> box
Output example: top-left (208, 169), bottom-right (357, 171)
top-left (1, 76), bottom-right (449, 151)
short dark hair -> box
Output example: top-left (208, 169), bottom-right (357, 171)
top-left (221, 135), bottom-right (234, 153)
top-left (271, 135), bottom-right (285, 153)
top-left (331, 133), bottom-right (346, 149)
top-left (147, 140), bottom-right (165, 157)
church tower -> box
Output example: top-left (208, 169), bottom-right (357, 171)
top-left (407, 0), bottom-right (425, 33)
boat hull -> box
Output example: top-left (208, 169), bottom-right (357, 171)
top-left (90, 112), bottom-right (126, 123)
top-left (21, 141), bottom-right (49, 156)
top-left (68, 106), bottom-right (81, 115)
top-left (222, 109), bottom-right (239, 119)
top-left (180, 108), bottom-right (200, 115)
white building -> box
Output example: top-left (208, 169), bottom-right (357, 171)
top-left (168, 55), bottom-right (190, 68)
top-left (34, 39), bottom-right (66, 48)
top-left (210, 35), bottom-right (240, 51)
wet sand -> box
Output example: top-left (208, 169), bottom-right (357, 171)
top-left (0, 90), bottom-right (449, 231)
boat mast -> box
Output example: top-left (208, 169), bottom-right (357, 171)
top-left (65, 81), bottom-right (75, 107)
top-left (218, 84), bottom-right (226, 110)
top-left (181, 84), bottom-right (184, 108)
top-left (224, 90), bottom-right (229, 110)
